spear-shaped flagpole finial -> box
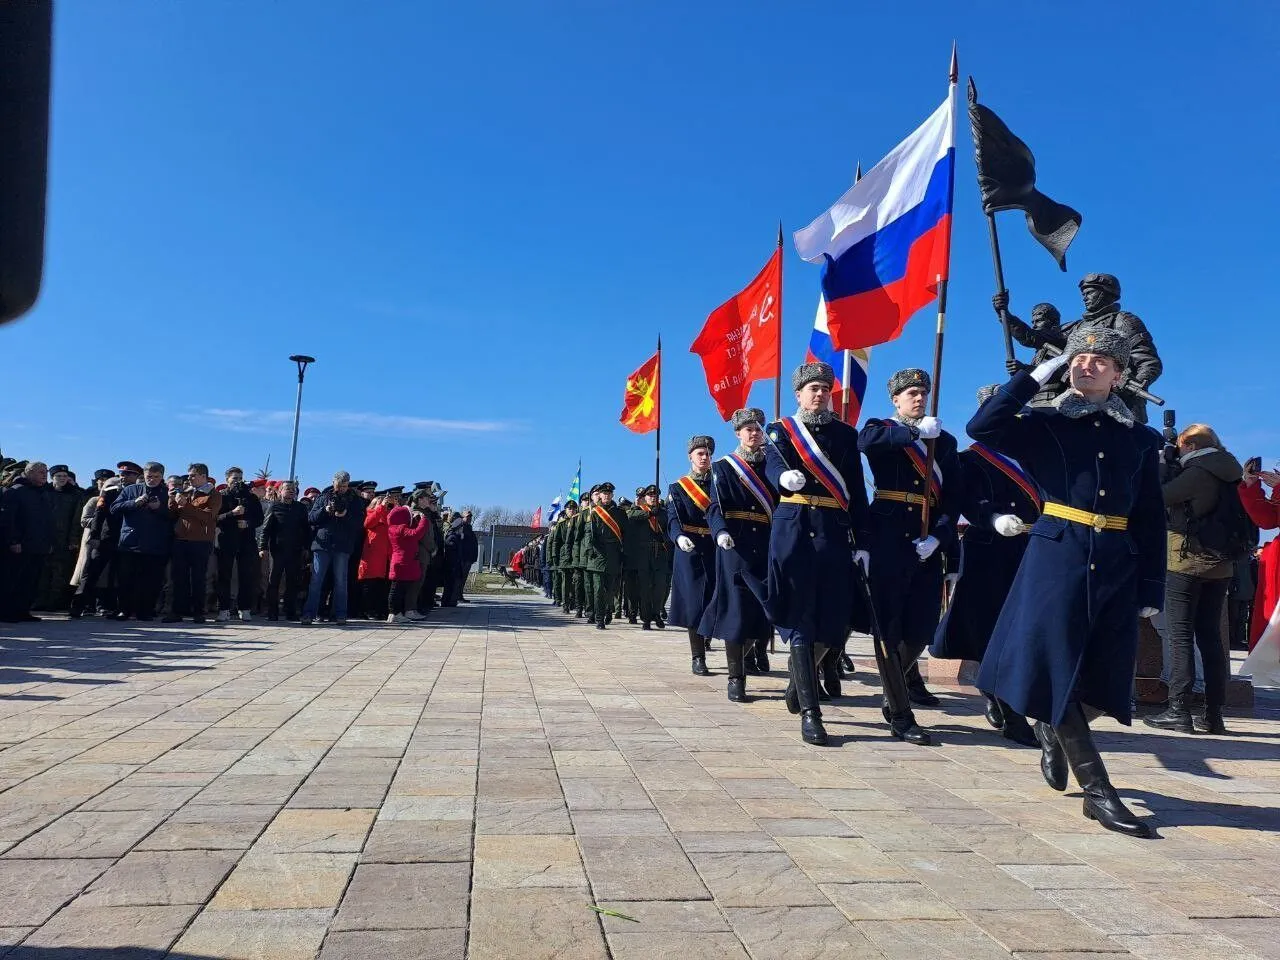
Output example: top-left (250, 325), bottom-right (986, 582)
top-left (777, 220), bottom-right (783, 248)
top-left (855, 161), bottom-right (863, 183)
top-left (949, 41), bottom-right (958, 85)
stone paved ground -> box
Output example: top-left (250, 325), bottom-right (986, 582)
top-left (1, 593), bottom-right (1278, 960)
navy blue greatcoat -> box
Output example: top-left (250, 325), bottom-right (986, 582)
top-left (857, 419), bottom-right (963, 655)
top-left (699, 456), bottom-right (775, 643)
top-left (763, 417), bottom-right (870, 649)
top-left (666, 475), bottom-right (716, 629)
top-left (968, 372), bottom-right (1166, 725)
top-left (931, 445), bottom-right (1041, 662)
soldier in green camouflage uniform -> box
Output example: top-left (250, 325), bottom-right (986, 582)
top-left (586, 482), bottom-right (627, 629)
top-left (569, 493), bottom-right (593, 618)
top-left (621, 487), bottom-right (649, 624)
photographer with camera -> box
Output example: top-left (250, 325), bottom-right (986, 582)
top-left (214, 466), bottom-right (264, 622)
top-left (302, 470), bottom-right (362, 625)
top-left (165, 463), bottom-right (221, 623)
top-left (1145, 422), bottom-right (1245, 735)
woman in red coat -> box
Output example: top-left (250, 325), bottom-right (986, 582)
top-left (387, 506), bottom-right (429, 623)
top-left (358, 495), bottom-right (393, 620)
top-left (1238, 466), bottom-right (1280, 650)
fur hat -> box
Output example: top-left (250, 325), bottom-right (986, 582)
top-left (1065, 325), bottom-right (1130, 369)
top-left (976, 384), bottom-right (999, 406)
top-left (792, 361), bottom-right (835, 391)
top-left (730, 407), bottom-right (766, 430)
top-left (887, 368), bottom-right (931, 398)
top-left (687, 435), bottom-right (715, 454)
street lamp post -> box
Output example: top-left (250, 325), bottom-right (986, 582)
top-left (287, 355), bottom-right (315, 484)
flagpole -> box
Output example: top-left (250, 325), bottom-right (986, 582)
top-left (982, 202), bottom-right (1017, 364)
top-left (839, 163), bottom-right (864, 424)
top-left (920, 43), bottom-right (957, 540)
top-left (655, 334), bottom-right (662, 490)
top-left (774, 222), bottom-right (783, 422)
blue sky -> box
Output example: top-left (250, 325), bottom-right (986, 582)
top-left (3, 1), bottom-right (1278, 508)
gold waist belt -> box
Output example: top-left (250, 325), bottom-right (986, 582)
top-left (1042, 501), bottom-right (1128, 533)
top-left (723, 510), bottom-right (769, 523)
top-left (780, 494), bottom-right (843, 509)
top-left (874, 490), bottom-right (935, 507)
top-left (680, 524), bottom-right (711, 535)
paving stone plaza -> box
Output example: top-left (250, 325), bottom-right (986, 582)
top-left (1, 594), bottom-right (1278, 959)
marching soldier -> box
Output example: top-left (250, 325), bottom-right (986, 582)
top-left (859, 368), bottom-right (963, 708)
top-left (931, 385), bottom-right (1040, 747)
top-left (621, 488), bottom-right (649, 624)
top-left (968, 327), bottom-right (1165, 837)
top-left (567, 494), bottom-right (590, 618)
top-left (667, 436), bottom-right (718, 674)
top-left (586, 482), bottom-right (627, 629)
top-left (766, 361), bottom-right (930, 747)
top-left (702, 408), bottom-right (776, 702)
top-left (547, 508), bottom-right (567, 605)
top-left (632, 484), bottom-right (667, 630)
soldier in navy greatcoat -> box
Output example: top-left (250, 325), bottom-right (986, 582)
top-left (701, 408), bottom-right (777, 703)
top-left (764, 362), bottom-right (929, 747)
top-left (667, 435), bottom-right (718, 675)
top-left (967, 326), bottom-right (1166, 838)
top-left (931, 384), bottom-right (1041, 747)
top-left (859, 368), bottom-right (963, 708)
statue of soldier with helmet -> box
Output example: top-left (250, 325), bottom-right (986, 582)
top-left (993, 272), bottom-right (1164, 424)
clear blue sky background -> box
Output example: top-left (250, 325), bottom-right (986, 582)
top-left (4, 1), bottom-right (1277, 509)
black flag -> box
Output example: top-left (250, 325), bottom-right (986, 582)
top-left (967, 77), bottom-right (1081, 271)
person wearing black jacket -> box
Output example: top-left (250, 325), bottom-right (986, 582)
top-left (215, 466), bottom-right (264, 622)
top-left (417, 498), bottom-right (446, 614)
top-left (302, 471), bottom-right (363, 625)
top-left (70, 461), bottom-right (140, 617)
top-left (259, 481), bottom-right (309, 621)
top-left (442, 510), bottom-right (478, 606)
top-left (1, 461), bottom-right (56, 623)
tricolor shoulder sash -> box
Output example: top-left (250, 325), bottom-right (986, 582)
top-left (778, 417), bottom-right (850, 511)
top-left (723, 454), bottom-right (773, 518)
top-left (969, 443), bottom-right (1041, 512)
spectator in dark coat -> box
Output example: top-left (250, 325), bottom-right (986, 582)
top-left (70, 462), bottom-right (139, 617)
top-left (34, 464), bottom-right (83, 611)
top-left (443, 510), bottom-right (478, 606)
top-left (302, 471), bottom-right (363, 624)
top-left (215, 466), bottom-right (264, 621)
top-left (1, 461), bottom-right (56, 623)
top-left (259, 481), bottom-right (310, 621)
top-left (109, 462), bottom-right (174, 620)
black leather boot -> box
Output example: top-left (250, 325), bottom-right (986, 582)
top-left (904, 658), bottom-right (940, 706)
top-left (1035, 721), bottom-right (1068, 791)
top-left (784, 651), bottom-right (801, 715)
top-left (889, 712), bottom-right (932, 745)
top-left (820, 650), bottom-right (841, 700)
top-left (727, 676), bottom-right (749, 702)
top-left (792, 647), bottom-right (827, 746)
top-left (838, 652), bottom-right (856, 679)
top-left (983, 694), bottom-right (1004, 730)
top-left (1194, 705), bottom-right (1229, 735)
top-left (689, 628), bottom-right (709, 676)
top-left (1056, 704), bottom-right (1153, 838)
top-left (725, 641), bottom-right (749, 702)
top-left (755, 641), bottom-right (770, 674)
top-left (999, 702), bottom-right (1039, 748)
top-left (1143, 697), bottom-right (1193, 734)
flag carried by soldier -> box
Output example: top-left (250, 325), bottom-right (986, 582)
top-left (620, 349), bottom-right (661, 434)
top-left (689, 243), bottom-right (782, 420)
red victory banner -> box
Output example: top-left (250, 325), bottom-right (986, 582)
top-left (690, 248), bottom-right (781, 420)
top-left (619, 350), bottom-right (661, 434)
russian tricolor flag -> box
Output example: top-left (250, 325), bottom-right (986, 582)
top-left (806, 294), bottom-right (870, 425)
top-left (794, 92), bottom-right (955, 352)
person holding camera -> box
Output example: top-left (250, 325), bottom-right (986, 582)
top-left (302, 470), bottom-right (362, 625)
top-left (1145, 425), bottom-right (1243, 735)
top-left (109, 461), bottom-right (175, 621)
top-left (164, 463), bottom-right (221, 623)
top-left (214, 467), bottom-right (264, 622)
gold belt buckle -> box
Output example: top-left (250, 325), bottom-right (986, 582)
top-left (1091, 514), bottom-right (1107, 533)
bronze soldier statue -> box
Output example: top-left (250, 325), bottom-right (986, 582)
top-left (994, 273), bottom-right (1163, 423)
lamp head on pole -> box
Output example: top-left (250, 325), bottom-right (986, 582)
top-left (289, 354), bottom-right (316, 382)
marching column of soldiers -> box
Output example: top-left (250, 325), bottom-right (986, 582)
top-left (518, 318), bottom-right (1167, 838)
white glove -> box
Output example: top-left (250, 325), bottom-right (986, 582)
top-left (914, 535), bottom-right (939, 561)
top-left (853, 550), bottom-right (870, 576)
top-left (677, 535), bottom-right (695, 553)
top-left (944, 573), bottom-right (959, 586)
top-left (915, 416), bottom-right (942, 439)
top-left (1031, 353), bottom-right (1070, 386)
top-left (716, 532), bottom-right (735, 550)
top-left (993, 514), bottom-right (1027, 537)
top-left (1139, 606), bottom-right (1159, 619)
top-left (779, 469), bottom-right (806, 492)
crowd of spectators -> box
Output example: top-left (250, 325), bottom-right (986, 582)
top-left (0, 456), bottom-right (480, 626)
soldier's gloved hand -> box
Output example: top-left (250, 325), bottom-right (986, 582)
top-left (1031, 352), bottom-right (1070, 385)
top-left (992, 514), bottom-right (1027, 537)
top-left (915, 416), bottom-right (942, 439)
top-left (853, 550), bottom-right (870, 576)
top-left (913, 535), bottom-right (939, 561)
top-left (676, 535), bottom-right (695, 553)
top-left (716, 532), bottom-right (735, 550)
top-left (1139, 606), bottom-right (1160, 619)
top-left (779, 469), bottom-right (807, 492)
top-left (992, 291), bottom-right (1009, 314)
